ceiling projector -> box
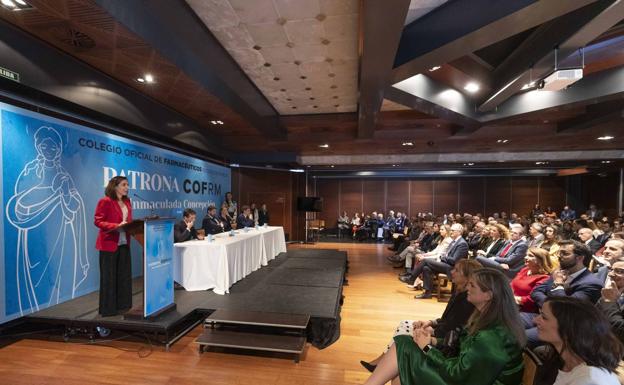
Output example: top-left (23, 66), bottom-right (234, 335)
top-left (539, 68), bottom-right (583, 91)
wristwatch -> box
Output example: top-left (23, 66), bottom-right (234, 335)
top-left (422, 344), bottom-right (433, 353)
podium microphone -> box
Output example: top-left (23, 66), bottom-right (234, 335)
top-left (133, 193), bottom-right (158, 219)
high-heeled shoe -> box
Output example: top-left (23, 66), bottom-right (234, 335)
top-left (360, 360), bottom-right (377, 373)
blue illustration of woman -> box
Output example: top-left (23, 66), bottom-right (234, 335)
top-left (5, 126), bottom-right (89, 315)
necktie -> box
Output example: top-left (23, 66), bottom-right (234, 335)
top-left (499, 241), bottom-right (513, 257)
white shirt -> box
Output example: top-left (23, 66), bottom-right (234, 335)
top-left (553, 363), bottom-right (619, 385)
top-left (118, 202), bottom-right (128, 246)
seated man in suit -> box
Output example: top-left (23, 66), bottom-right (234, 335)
top-left (475, 226), bottom-right (528, 278)
top-left (174, 208), bottom-right (198, 243)
top-left (578, 227), bottom-right (601, 265)
top-left (202, 205), bottom-right (224, 235)
top-left (236, 205), bottom-right (254, 229)
top-left (594, 239), bottom-right (624, 285)
top-left (520, 239), bottom-right (604, 347)
top-left (400, 223), bottom-right (468, 299)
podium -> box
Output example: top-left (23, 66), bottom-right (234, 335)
top-left (120, 217), bottom-right (177, 320)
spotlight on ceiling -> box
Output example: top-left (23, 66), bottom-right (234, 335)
top-left (462, 163), bottom-right (475, 166)
top-left (136, 77), bottom-right (145, 83)
top-left (597, 135), bottom-right (614, 141)
top-left (319, 144), bottom-right (329, 148)
top-left (144, 74), bottom-right (154, 83)
top-left (289, 169), bottom-right (304, 173)
top-left (402, 142), bottom-right (413, 146)
top-left (602, 160), bottom-right (612, 164)
top-left (535, 161), bottom-right (549, 165)
top-left (428, 66), bottom-right (441, 72)
top-left (497, 139), bottom-right (509, 144)
top-left (229, 163), bottom-right (240, 168)
top-left (463, 82), bottom-right (480, 93)
top-left (1, 0), bottom-right (32, 10)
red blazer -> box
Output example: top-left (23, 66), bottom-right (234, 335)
top-left (94, 196), bottom-right (133, 252)
top-left (510, 267), bottom-right (549, 313)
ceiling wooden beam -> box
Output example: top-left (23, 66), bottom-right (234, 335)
top-left (479, 0), bottom-right (623, 112)
top-left (94, 0), bottom-right (287, 139)
top-left (392, 0), bottom-right (596, 84)
top-left (357, 0), bottom-right (411, 139)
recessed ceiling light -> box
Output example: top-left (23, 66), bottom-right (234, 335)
top-left (392, 164), bottom-right (398, 167)
top-left (428, 66), bottom-right (441, 72)
top-left (521, 82), bottom-right (536, 90)
top-left (229, 163), bottom-right (240, 168)
top-left (601, 160), bottom-right (612, 164)
top-left (0, 0), bottom-right (29, 9)
top-left (535, 161), bottom-right (549, 165)
top-left (330, 165), bottom-right (335, 168)
top-left (319, 144), bottom-right (329, 148)
top-left (289, 168), bottom-right (304, 173)
top-left (1, 0), bottom-right (15, 7)
top-left (217, 120), bottom-right (223, 125)
top-left (144, 74), bottom-right (154, 83)
top-left (136, 77), bottom-right (145, 83)
top-left (598, 135), bottom-right (614, 140)
top-left (496, 139), bottom-right (509, 143)
top-left (464, 82), bottom-right (480, 93)
top-left (462, 163), bottom-right (475, 166)
top-left (210, 120), bottom-right (217, 125)
top-left (402, 142), bottom-right (413, 146)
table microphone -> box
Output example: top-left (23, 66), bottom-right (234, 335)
top-left (133, 193), bottom-right (159, 219)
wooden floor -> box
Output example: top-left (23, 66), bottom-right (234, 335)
top-left (0, 242), bottom-right (445, 385)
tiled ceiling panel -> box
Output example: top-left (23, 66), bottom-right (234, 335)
top-left (186, 0), bottom-right (359, 115)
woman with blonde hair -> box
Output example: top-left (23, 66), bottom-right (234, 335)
top-left (476, 223), bottom-right (508, 259)
top-left (511, 247), bottom-right (553, 313)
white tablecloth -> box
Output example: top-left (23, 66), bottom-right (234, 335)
top-left (173, 226), bottom-right (287, 294)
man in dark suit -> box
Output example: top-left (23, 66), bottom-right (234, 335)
top-left (594, 239), bottom-right (624, 285)
top-left (520, 239), bottom-right (604, 346)
top-left (174, 208), bottom-right (198, 243)
top-left (578, 227), bottom-right (601, 266)
top-left (202, 205), bottom-right (224, 235)
top-left (236, 205), bottom-right (254, 229)
top-left (475, 226), bottom-right (528, 278)
top-left (586, 203), bottom-right (603, 221)
top-left (400, 224), bottom-right (469, 299)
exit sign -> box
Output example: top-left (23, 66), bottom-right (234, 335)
top-left (0, 66), bottom-right (19, 82)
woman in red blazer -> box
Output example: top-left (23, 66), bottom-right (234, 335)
top-left (94, 176), bottom-right (132, 316)
top-left (511, 247), bottom-right (553, 313)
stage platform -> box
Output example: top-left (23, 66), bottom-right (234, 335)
top-left (13, 248), bottom-right (347, 350)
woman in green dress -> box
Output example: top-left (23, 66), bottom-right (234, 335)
top-left (364, 268), bottom-right (526, 385)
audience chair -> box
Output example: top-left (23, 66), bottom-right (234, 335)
top-left (435, 273), bottom-right (453, 302)
top-left (309, 219), bottom-right (325, 242)
top-left (522, 347), bottom-right (543, 385)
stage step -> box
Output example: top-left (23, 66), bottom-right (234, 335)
top-left (196, 309), bottom-right (309, 362)
top-left (204, 309), bottom-right (309, 329)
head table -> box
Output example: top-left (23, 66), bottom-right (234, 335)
top-left (173, 226), bottom-right (287, 294)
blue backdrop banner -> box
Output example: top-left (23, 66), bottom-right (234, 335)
top-left (144, 218), bottom-right (175, 318)
top-left (0, 101), bottom-right (230, 324)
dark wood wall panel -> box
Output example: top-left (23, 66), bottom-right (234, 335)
top-left (386, 180), bottom-right (410, 216)
top-left (485, 177), bottom-right (511, 215)
top-left (539, 177), bottom-right (566, 211)
top-left (232, 168), bottom-right (296, 239)
top-left (586, 173), bottom-right (619, 218)
top-left (316, 179), bottom-right (340, 225)
top-left (340, 179), bottom-right (363, 216)
top-left (459, 178), bottom-right (485, 215)
top-left (434, 179), bottom-right (459, 215)
top-left (410, 180), bottom-right (434, 215)
top-left (511, 177), bottom-right (538, 217)
top-left (363, 180), bottom-right (386, 214)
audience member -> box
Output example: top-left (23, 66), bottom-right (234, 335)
top-left (363, 268), bottom-right (525, 385)
top-left (528, 223), bottom-right (545, 248)
top-left (359, 259), bottom-right (481, 372)
top-left (560, 205), bottom-right (576, 221)
top-left (598, 258), bottom-right (624, 344)
top-left (541, 225), bottom-right (561, 268)
top-left (475, 226), bottom-right (528, 278)
top-left (520, 240), bottom-right (603, 347)
top-left (578, 227), bottom-right (601, 265)
top-left (401, 224), bottom-right (468, 299)
top-left (475, 223), bottom-right (507, 259)
top-left (174, 208), bottom-right (198, 243)
top-left (534, 297), bottom-right (623, 385)
top-left (594, 239), bottom-right (624, 285)
top-left (511, 247), bottom-right (553, 313)
top-left (586, 203), bottom-right (603, 221)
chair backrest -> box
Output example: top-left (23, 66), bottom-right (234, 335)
top-left (309, 219), bottom-right (320, 228)
top-left (522, 347), bottom-right (543, 385)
